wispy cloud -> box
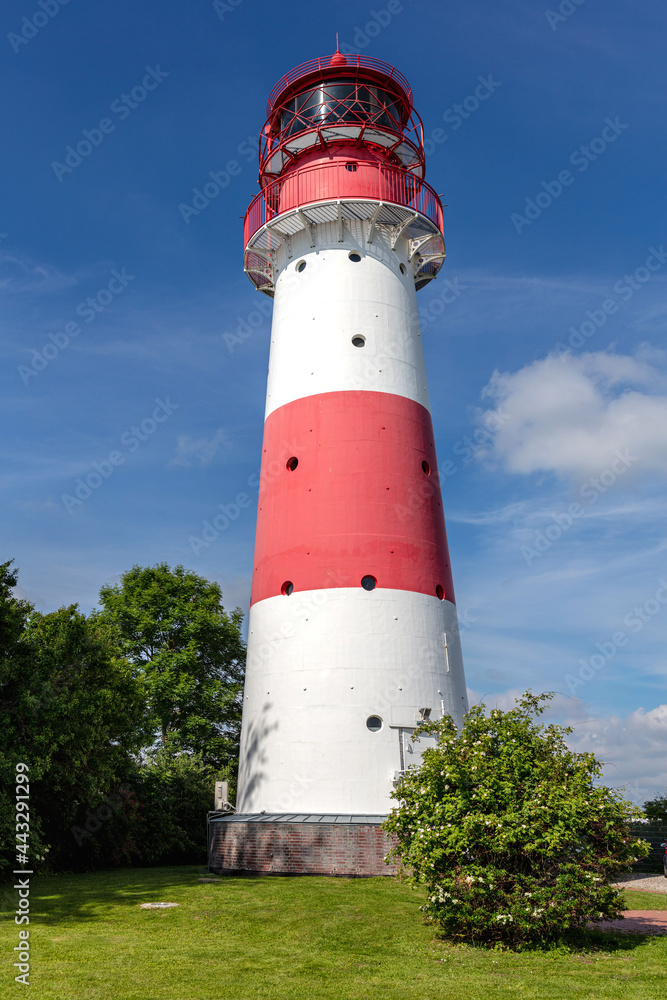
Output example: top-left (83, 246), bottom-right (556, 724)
top-left (168, 427), bottom-right (229, 468)
top-left (0, 252), bottom-right (80, 296)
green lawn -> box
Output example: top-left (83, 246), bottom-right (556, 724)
top-left (1, 867), bottom-right (666, 999)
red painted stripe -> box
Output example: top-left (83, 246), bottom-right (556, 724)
top-left (250, 391), bottom-right (456, 606)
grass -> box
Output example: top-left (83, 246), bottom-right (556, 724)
top-left (1, 867), bottom-right (666, 999)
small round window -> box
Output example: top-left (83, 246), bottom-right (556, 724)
top-left (436, 584), bottom-right (445, 601)
top-left (400, 263), bottom-right (407, 275)
top-left (352, 335), bottom-right (365, 348)
top-left (366, 716), bottom-right (383, 732)
top-left (349, 252), bottom-right (361, 262)
top-left (281, 581), bottom-right (294, 596)
top-left (286, 457), bottom-right (298, 471)
top-left (296, 260), bottom-right (307, 273)
top-left (422, 460), bottom-right (431, 476)
top-left (361, 575), bottom-right (377, 591)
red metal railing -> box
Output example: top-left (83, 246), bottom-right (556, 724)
top-left (244, 160), bottom-right (443, 247)
top-left (266, 54), bottom-right (412, 114)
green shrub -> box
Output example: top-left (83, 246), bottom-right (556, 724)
top-left (129, 752), bottom-right (227, 866)
top-left (384, 692), bottom-right (649, 948)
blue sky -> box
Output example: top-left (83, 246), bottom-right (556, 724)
top-left (2, 0), bottom-right (666, 799)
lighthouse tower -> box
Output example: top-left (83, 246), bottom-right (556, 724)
top-left (210, 50), bottom-right (468, 875)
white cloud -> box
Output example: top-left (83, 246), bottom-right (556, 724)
top-left (168, 427), bottom-right (229, 468)
top-left (565, 703), bottom-right (667, 805)
top-left (476, 349), bottom-right (667, 482)
top-left (465, 688), bottom-right (667, 803)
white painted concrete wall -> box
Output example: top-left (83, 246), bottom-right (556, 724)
top-left (265, 221), bottom-right (431, 418)
top-left (238, 593), bottom-right (467, 815)
top-left (237, 219), bottom-right (468, 816)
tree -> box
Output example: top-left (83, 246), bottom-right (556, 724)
top-left (1, 595), bottom-right (148, 875)
top-left (384, 692), bottom-right (649, 948)
top-left (643, 795), bottom-right (667, 825)
top-left (0, 561), bottom-right (35, 878)
top-left (95, 563), bottom-right (245, 770)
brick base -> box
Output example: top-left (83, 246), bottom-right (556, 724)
top-left (208, 816), bottom-right (397, 876)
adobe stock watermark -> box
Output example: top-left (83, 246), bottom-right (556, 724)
top-left (511, 117), bottom-right (629, 235)
top-left (70, 787), bottom-right (134, 847)
top-left (223, 295), bottom-right (272, 353)
top-left (565, 579), bottom-right (667, 695)
top-left (222, 258), bottom-right (320, 353)
top-left (245, 571), bottom-right (349, 671)
top-left (339, 0), bottom-right (407, 53)
top-left (188, 437), bottom-right (300, 554)
top-left (178, 135), bottom-right (257, 224)
top-left (213, 0), bottom-right (244, 21)
top-left (51, 66), bottom-right (169, 182)
top-left (545, 0), bottom-right (588, 31)
top-left (8, 0), bottom-right (72, 54)
top-left (521, 449), bottom-right (637, 566)
top-left (423, 76), bottom-right (502, 157)
top-left (554, 245), bottom-right (667, 358)
top-left (395, 408), bottom-right (511, 524)
top-left (419, 277), bottom-right (468, 331)
top-left (61, 398), bottom-right (179, 513)
top-left (451, 406), bottom-right (512, 465)
top-left (17, 267), bottom-right (135, 385)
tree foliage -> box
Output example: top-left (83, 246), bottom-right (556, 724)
top-left (0, 593), bottom-right (147, 876)
top-left (96, 563), bottom-right (245, 769)
top-left (643, 795), bottom-right (667, 825)
top-left (1, 560), bottom-right (245, 877)
top-left (384, 692), bottom-right (649, 948)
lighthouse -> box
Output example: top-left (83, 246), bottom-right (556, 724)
top-left (210, 49), bottom-right (468, 876)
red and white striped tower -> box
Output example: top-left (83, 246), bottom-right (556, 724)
top-left (223, 50), bottom-right (467, 867)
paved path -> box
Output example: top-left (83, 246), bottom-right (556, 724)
top-left (611, 873), bottom-right (667, 894)
top-left (594, 910), bottom-right (667, 935)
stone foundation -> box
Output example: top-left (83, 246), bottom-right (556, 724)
top-left (208, 814), bottom-right (397, 876)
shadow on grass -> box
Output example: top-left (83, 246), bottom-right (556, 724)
top-left (432, 924), bottom-right (651, 955)
top-left (1, 866), bottom-right (211, 925)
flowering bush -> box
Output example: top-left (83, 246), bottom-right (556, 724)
top-left (384, 692), bottom-right (649, 948)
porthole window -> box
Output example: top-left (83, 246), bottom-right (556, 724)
top-left (286, 456), bottom-right (298, 471)
top-left (361, 575), bottom-right (377, 591)
top-left (436, 584), bottom-right (445, 601)
top-left (422, 460), bottom-right (431, 476)
top-left (400, 263), bottom-right (407, 275)
top-left (296, 260), bottom-right (307, 273)
top-left (281, 581), bottom-right (294, 596)
top-left (352, 335), bottom-right (366, 348)
top-left (348, 252), bottom-right (362, 262)
top-left (366, 716), bottom-right (383, 732)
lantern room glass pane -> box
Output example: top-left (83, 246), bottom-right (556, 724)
top-left (279, 80), bottom-right (405, 139)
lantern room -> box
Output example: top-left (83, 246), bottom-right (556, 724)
top-left (258, 52), bottom-right (426, 183)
